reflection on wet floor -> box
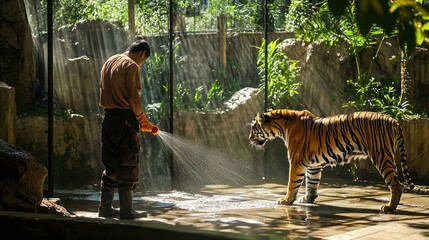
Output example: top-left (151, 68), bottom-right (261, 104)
top-left (58, 179), bottom-right (429, 239)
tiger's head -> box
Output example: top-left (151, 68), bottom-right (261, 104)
top-left (249, 109), bottom-right (312, 148)
top-left (249, 112), bottom-right (277, 148)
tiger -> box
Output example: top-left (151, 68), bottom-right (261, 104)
top-left (249, 109), bottom-right (426, 213)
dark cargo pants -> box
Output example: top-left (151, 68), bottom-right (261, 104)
top-left (101, 109), bottom-right (140, 190)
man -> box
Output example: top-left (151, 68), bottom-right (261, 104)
top-left (98, 40), bottom-right (159, 220)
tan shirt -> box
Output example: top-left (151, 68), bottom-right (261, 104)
top-left (99, 54), bottom-right (144, 117)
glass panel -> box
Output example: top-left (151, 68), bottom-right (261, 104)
top-left (21, 0), bottom-right (295, 193)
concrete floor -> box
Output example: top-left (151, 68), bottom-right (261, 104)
top-left (56, 178), bottom-right (429, 239)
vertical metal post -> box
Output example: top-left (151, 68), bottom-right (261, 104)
top-left (47, 0), bottom-right (54, 196)
top-left (169, 0), bottom-right (175, 186)
top-left (263, 0), bottom-right (269, 181)
top-left (169, 1), bottom-right (174, 134)
top-left (264, 0), bottom-right (269, 112)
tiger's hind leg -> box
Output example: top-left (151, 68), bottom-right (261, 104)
top-left (373, 155), bottom-right (404, 213)
top-left (297, 167), bottom-right (322, 203)
top-left (381, 181), bottom-right (404, 213)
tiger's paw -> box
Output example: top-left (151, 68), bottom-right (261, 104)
top-left (380, 205), bottom-right (396, 214)
top-left (277, 197), bottom-right (294, 205)
top-left (297, 195), bottom-right (316, 203)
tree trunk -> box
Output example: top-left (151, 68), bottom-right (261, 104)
top-left (400, 51), bottom-right (415, 111)
top-left (128, 0), bottom-right (136, 35)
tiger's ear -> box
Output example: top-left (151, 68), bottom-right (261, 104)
top-left (256, 112), bottom-right (268, 124)
top-left (256, 112), bottom-right (264, 124)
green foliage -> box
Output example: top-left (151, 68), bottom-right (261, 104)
top-left (135, 0), bottom-right (169, 33)
top-left (284, 0), bottom-right (418, 118)
top-left (211, 65), bottom-right (241, 99)
top-left (285, 0), bottom-right (381, 55)
top-left (328, 0), bottom-right (429, 55)
top-left (141, 38), bottom-right (185, 121)
top-left (174, 80), bottom-right (225, 111)
top-left (141, 38), bottom-right (231, 112)
top-left (172, 84), bottom-right (191, 111)
top-left (256, 39), bottom-right (301, 109)
top-left (205, 80), bottom-right (224, 110)
top-left (193, 86), bottom-right (204, 109)
top-left (52, 0), bottom-right (129, 28)
top-left (45, 0), bottom-right (290, 33)
top-left (52, 0), bottom-right (97, 27)
top-left (343, 77), bottom-right (413, 119)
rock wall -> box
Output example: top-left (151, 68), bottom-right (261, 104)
top-left (281, 39), bottom-right (352, 116)
top-left (0, 0), bottom-right (36, 111)
top-left (281, 38), bottom-right (428, 117)
top-left (0, 82), bottom-right (16, 145)
top-left (402, 117), bottom-right (429, 180)
top-left (51, 19), bottom-right (132, 114)
top-left (0, 138), bottom-right (48, 211)
top-left (15, 114), bottom-right (103, 185)
top-left (409, 48), bottom-right (429, 112)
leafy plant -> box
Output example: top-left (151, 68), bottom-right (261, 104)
top-left (284, 0), bottom-right (387, 76)
top-left (328, 0), bottom-right (429, 56)
top-left (174, 80), bottom-right (225, 111)
top-left (256, 39), bottom-right (301, 109)
top-left (193, 86), bottom-right (204, 109)
top-left (173, 83), bottom-right (192, 111)
top-left (142, 37), bottom-right (186, 103)
top-left (205, 80), bottom-right (224, 110)
top-left (141, 38), bottom-right (186, 122)
top-left (343, 76), bottom-right (413, 119)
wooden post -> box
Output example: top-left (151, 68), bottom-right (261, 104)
top-left (217, 15), bottom-right (227, 70)
top-left (173, 15), bottom-right (185, 33)
top-left (128, 0), bottom-right (136, 35)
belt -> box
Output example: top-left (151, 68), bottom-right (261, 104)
top-left (104, 108), bottom-right (134, 116)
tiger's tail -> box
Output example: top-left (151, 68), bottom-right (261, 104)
top-left (397, 125), bottom-right (429, 194)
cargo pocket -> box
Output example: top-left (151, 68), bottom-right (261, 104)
top-left (117, 119), bottom-right (140, 166)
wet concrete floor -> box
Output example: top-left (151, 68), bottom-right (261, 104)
top-left (59, 179), bottom-right (429, 239)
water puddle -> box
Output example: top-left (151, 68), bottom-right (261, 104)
top-left (141, 191), bottom-right (278, 212)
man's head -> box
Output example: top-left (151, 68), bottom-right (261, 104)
top-left (126, 40), bottom-right (151, 66)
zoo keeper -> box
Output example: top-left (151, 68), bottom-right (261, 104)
top-left (98, 39), bottom-right (159, 220)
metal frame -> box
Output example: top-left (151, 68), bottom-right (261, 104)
top-left (47, 0), bottom-right (54, 196)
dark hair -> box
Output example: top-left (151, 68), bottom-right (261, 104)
top-left (126, 40), bottom-right (151, 58)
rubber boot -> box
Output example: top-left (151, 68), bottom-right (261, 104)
top-left (118, 188), bottom-right (147, 220)
top-left (98, 187), bottom-right (119, 218)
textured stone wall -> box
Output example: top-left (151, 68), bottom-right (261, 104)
top-left (281, 39), bottom-right (352, 116)
top-left (0, 139), bottom-right (48, 211)
top-left (0, 0), bottom-right (36, 111)
top-left (402, 117), bottom-right (429, 180)
top-left (409, 48), bottom-right (429, 112)
top-left (15, 114), bottom-right (103, 184)
top-left (281, 38), bottom-right (429, 117)
top-left (0, 82), bottom-right (16, 145)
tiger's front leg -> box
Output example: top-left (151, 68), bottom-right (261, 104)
top-left (278, 162), bottom-right (306, 205)
top-left (297, 167), bottom-right (322, 203)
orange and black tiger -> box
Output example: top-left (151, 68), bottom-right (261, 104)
top-left (249, 109), bottom-right (427, 213)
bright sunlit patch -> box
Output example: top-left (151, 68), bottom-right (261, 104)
top-left (141, 190), bottom-right (277, 213)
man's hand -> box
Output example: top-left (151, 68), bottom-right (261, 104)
top-left (136, 113), bottom-right (159, 135)
top-left (137, 113), bottom-right (152, 132)
top-left (151, 125), bottom-right (160, 135)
